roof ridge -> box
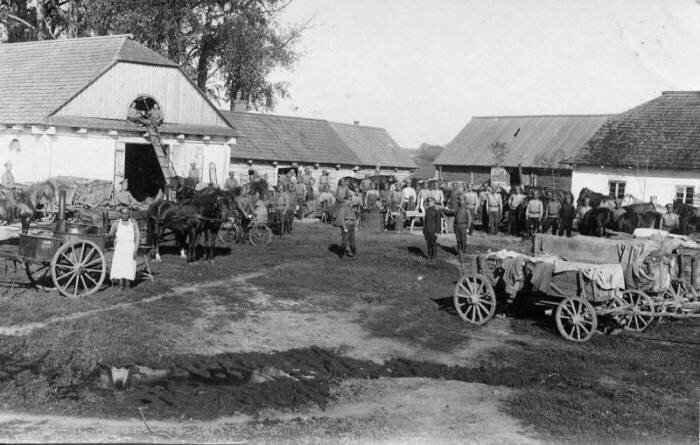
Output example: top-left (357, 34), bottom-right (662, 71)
top-left (1, 34), bottom-right (131, 47)
top-left (472, 114), bottom-right (615, 119)
top-left (661, 90), bottom-right (700, 95)
top-left (329, 121), bottom-right (386, 131)
top-left (113, 36), bottom-right (130, 64)
top-left (221, 110), bottom-right (331, 124)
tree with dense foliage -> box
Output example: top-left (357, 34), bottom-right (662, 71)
top-left (0, 0), bottom-right (308, 111)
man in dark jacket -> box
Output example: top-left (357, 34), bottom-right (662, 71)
top-left (335, 194), bottom-right (358, 259)
top-left (423, 197), bottom-right (442, 260)
top-left (559, 196), bottom-right (576, 237)
top-left (453, 195), bottom-right (472, 255)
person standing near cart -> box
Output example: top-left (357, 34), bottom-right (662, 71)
top-left (453, 194), bottom-right (472, 256)
top-left (109, 207), bottom-right (140, 291)
top-left (335, 193), bottom-right (358, 259)
top-left (423, 197), bottom-right (442, 261)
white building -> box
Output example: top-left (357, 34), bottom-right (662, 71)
top-left (0, 35), bottom-right (237, 200)
top-left (569, 91), bottom-right (700, 207)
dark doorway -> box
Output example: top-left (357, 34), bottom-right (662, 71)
top-left (125, 143), bottom-right (166, 201)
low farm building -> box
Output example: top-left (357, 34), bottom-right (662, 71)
top-left (221, 111), bottom-right (415, 187)
top-left (0, 35), bottom-right (237, 199)
top-left (433, 115), bottom-right (611, 190)
top-left (569, 91), bottom-right (700, 206)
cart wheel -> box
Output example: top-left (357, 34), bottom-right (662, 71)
top-left (671, 279), bottom-right (698, 302)
top-left (453, 274), bottom-right (497, 325)
top-left (217, 221), bottom-right (238, 246)
top-left (249, 224), bottom-right (272, 246)
top-left (610, 289), bottom-right (655, 332)
top-left (51, 240), bottom-right (106, 298)
top-left (25, 262), bottom-right (51, 292)
top-left (555, 297), bottom-right (597, 342)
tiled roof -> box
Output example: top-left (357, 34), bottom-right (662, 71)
top-left (0, 35), bottom-right (177, 124)
top-left (569, 92), bottom-right (700, 169)
top-left (48, 115), bottom-right (238, 137)
top-left (221, 111), bottom-right (361, 165)
top-left (435, 115), bottom-right (612, 168)
top-left (329, 122), bottom-right (415, 168)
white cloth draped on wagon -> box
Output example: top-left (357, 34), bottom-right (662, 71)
top-left (109, 219), bottom-right (139, 280)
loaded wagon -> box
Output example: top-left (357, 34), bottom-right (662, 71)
top-left (453, 234), bottom-right (700, 342)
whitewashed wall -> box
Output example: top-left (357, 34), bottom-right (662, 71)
top-left (571, 166), bottom-right (700, 206)
top-left (1, 130), bottom-right (115, 182)
top-left (0, 129), bottom-right (231, 187)
top-left (168, 140), bottom-right (231, 186)
top-left (55, 63), bottom-right (228, 128)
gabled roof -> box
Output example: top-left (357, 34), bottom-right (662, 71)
top-left (329, 122), bottom-right (415, 169)
top-left (0, 35), bottom-right (177, 124)
top-left (435, 114), bottom-right (612, 169)
top-left (569, 91), bottom-right (700, 170)
top-left (221, 111), bottom-right (361, 165)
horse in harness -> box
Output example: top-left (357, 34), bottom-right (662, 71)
top-left (148, 187), bottom-right (230, 263)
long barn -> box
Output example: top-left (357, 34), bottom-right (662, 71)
top-left (433, 114), bottom-right (611, 191)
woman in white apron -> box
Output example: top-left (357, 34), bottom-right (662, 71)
top-left (109, 207), bottom-right (140, 290)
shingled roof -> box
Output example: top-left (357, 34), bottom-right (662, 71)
top-left (569, 91), bottom-right (700, 170)
top-left (221, 111), bottom-right (361, 165)
top-left (435, 115), bottom-right (612, 169)
top-left (0, 35), bottom-right (177, 124)
top-left (329, 122), bottom-right (415, 169)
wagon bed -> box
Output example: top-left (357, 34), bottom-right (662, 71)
top-left (0, 227), bottom-right (108, 298)
top-left (453, 234), bottom-right (700, 342)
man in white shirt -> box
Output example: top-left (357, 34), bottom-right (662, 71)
top-left (401, 182), bottom-right (416, 211)
top-left (661, 204), bottom-right (680, 232)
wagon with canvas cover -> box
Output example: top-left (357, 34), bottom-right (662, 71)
top-left (453, 234), bottom-right (700, 342)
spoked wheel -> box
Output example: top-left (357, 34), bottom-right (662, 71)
top-left (217, 221), bottom-right (239, 246)
top-left (555, 297), bottom-right (597, 342)
top-left (609, 289), bottom-right (655, 332)
top-left (51, 240), bottom-right (106, 298)
top-left (249, 224), bottom-right (272, 246)
top-left (671, 279), bottom-right (698, 302)
top-left (25, 262), bottom-right (51, 292)
top-left (453, 274), bottom-right (497, 325)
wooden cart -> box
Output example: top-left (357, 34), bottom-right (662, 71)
top-left (0, 225), bottom-right (108, 298)
top-left (453, 235), bottom-right (700, 342)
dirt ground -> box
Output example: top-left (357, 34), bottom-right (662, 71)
top-left (0, 222), bottom-right (696, 443)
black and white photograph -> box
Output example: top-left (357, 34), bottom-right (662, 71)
top-left (0, 0), bottom-right (698, 443)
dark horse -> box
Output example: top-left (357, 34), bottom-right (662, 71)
top-left (167, 175), bottom-right (197, 204)
top-left (0, 181), bottom-right (56, 233)
top-left (617, 210), bottom-right (662, 234)
top-left (577, 187), bottom-right (612, 208)
top-left (148, 187), bottom-right (230, 263)
top-left (579, 207), bottom-right (617, 237)
top-left (673, 200), bottom-right (700, 235)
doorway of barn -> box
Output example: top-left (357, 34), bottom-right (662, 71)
top-left (124, 143), bottom-right (166, 201)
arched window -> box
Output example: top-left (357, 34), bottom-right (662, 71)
top-left (126, 95), bottom-right (163, 125)
top-left (8, 138), bottom-right (20, 152)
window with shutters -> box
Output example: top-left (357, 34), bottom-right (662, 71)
top-left (608, 180), bottom-right (625, 199)
top-left (675, 185), bottom-right (695, 205)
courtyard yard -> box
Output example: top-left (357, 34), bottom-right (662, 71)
top-left (0, 223), bottom-right (696, 443)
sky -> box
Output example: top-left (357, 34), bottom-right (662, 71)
top-left (267, 0), bottom-right (700, 148)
